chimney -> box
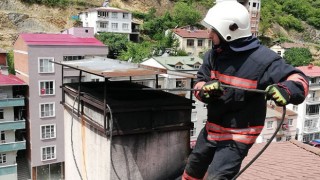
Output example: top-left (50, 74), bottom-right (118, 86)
top-left (308, 64), bottom-right (313, 69)
top-left (1, 66), bottom-right (9, 76)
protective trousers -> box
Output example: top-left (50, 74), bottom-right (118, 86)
top-left (183, 128), bottom-right (249, 180)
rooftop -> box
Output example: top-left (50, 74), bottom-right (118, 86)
top-left (296, 64), bottom-right (320, 77)
top-left (56, 56), bottom-right (165, 78)
top-left (238, 139), bottom-right (320, 180)
top-left (172, 28), bottom-right (209, 39)
top-left (0, 73), bottom-right (26, 86)
top-left (20, 33), bottom-right (105, 46)
top-left (148, 56), bottom-right (203, 71)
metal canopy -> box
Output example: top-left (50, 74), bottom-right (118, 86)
top-left (53, 57), bottom-right (166, 78)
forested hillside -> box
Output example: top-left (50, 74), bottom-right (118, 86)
top-left (0, 0), bottom-right (319, 59)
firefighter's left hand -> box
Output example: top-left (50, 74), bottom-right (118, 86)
top-left (266, 84), bottom-right (290, 106)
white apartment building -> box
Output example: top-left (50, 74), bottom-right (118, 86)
top-left (288, 65), bottom-right (320, 142)
top-left (79, 5), bottom-right (140, 41)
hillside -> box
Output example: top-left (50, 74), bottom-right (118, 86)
top-left (0, 0), bottom-right (319, 60)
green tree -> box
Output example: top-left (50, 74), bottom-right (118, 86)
top-left (95, 32), bottom-right (129, 59)
top-left (7, 50), bottom-right (15, 75)
top-left (119, 41), bottom-right (153, 63)
top-left (172, 2), bottom-right (202, 27)
top-left (283, 47), bottom-right (313, 67)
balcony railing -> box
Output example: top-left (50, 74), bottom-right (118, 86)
top-left (0, 141), bottom-right (26, 153)
top-left (306, 97), bottom-right (320, 102)
top-left (0, 119), bottom-right (25, 131)
top-left (0, 164), bottom-right (17, 175)
top-left (303, 126), bottom-right (320, 133)
top-left (0, 97), bottom-right (24, 107)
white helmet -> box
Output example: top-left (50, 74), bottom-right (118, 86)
top-left (202, 0), bottom-right (251, 42)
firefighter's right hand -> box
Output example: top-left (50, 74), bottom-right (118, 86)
top-left (199, 80), bottom-right (224, 100)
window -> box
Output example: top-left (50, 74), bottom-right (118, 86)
top-left (0, 131), bottom-right (5, 143)
top-left (310, 77), bottom-right (317, 84)
top-left (85, 22), bottom-right (88, 27)
top-left (190, 128), bottom-right (196, 137)
top-left (288, 119), bottom-right (293, 126)
top-left (111, 12), bottom-right (118, 18)
top-left (187, 39), bottom-right (194, 47)
top-left (111, 23), bottom-right (118, 29)
top-left (100, 22), bottom-right (108, 28)
top-left (277, 51), bottom-right (281, 55)
top-left (63, 56), bottom-right (85, 61)
top-left (315, 133), bottom-right (320, 139)
top-left (306, 104), bottom-right (320, 116)
top-left (0, 154), bottom-right (6, 164)
top-left (41, 124), bottom-right (56, 139)
top-left (286, 136), bottom-right (291, 141)
top-left (41, 146), bottom-right (56, 161)
top-left (122, 23), bottom-right (129, 30)
top-left (198, 39), bottom-right (203, 47)
top-left (193, 64), bottom-right (200, 69)
top-left (98, 11), bottom-right (107, 17)
top-left (176, 80), bottom-right (186, 88)
top-left (40, 103), bottom-right (55, 118)
top-left (123, 13), bottom-right (129, 19)
top-left (293, 105), bottom-right (298, 112)
top-left (0, 109), bottom-right (3, 119)
top-left (40, 81), bottom-right (55, 95)
top-left (39, 58), bottom-right (54, 73)
top-left (191, 111), bottom-right (197, 122)
top-left (91, 79), bottom-right (100, 82)
top-left (85, 12), bottom-right (88, 18)
top-left (175, 65), bottom-right (182, 69)
top-left (208, 40), bottom-right (212, 48)
top-left (266, 121), bottom-right (273, 128)
top-left (253, 2), bottom-right (257, 7)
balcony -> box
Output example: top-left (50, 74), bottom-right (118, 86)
top-left (0, 97), bottom-right (24, 108)
top-left (306, 96), bottom-right (320, 103)
top-left (0, 119), bottom-right (25, 131)
top-left (0, 141), bottom-right (26, 153)
top-left (0, 164), bottom-right (17, 176)
top-left (303, 126), bottom-right (320, 133)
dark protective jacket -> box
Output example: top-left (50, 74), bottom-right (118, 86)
top-left (194, 36), bottom-right (309, 148)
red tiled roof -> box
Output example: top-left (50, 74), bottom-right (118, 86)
top-left (86, 7), bottom-right (129, 13)
top-left (20, 33), bottom-right (105, 46)
top-left (0, 74), bottom-right (26, 86)
top-left (172, 28), bottom-right (209, 39)
top-left (238, 139), bottom-right (320, 180)
top-left (296, 65), bottom-right (320, 77)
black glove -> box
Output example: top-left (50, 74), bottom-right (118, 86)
top-left (266, 84), bottom-right (290, 106)
top-left (199, 80), bottom-right (224, 101)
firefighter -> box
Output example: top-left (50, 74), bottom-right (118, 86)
top-left (182, 1), bottom-right (309, 179)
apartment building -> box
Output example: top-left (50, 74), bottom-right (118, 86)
top-left (238, 0), bottom-right (261, 37)
top-left (140, 56), bottom-right (205, 145)
top-left (78, 4), bottom-right (139, 41)
top-left (257, 104), bottom-right (298, 143)
top-left (287, 64), bottom-right (320, 143)
top-left (0, 68), bottom-right (27, 180)
top-left (13, 31), bottom-right (107, 179)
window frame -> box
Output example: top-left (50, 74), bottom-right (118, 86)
top-left (39, 102), bottom-right (55, 118)
top-left (266, 121), bottom-right (273, 129)
top-left (40, 124), bottom-right (56, 140)
top-left (39, 80), bottom-right (55, 96)
top-left (0, 153), bottom-right (6, 164)
top-left (0, 109), bottom-right (3, 119)
top-left (122, 23), bottom-right (129, 30)
top-left (111, 23), bottom-right (118, 30)
top-left (187, 39), bottom-right (194, 47)
top-left (41, 145), bottom-right (56, 161)
top-left (0, 131), bottom-right (5, 143)
top-left (38, 57), bottom-right (54, 73)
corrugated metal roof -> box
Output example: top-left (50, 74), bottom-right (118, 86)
top-left (20, 33), bottom-right (105, 46)
top-left (57, 57), bottom-right (165, 78)
top-left (149, 56), bottom-right (203, 71)
top-left (0, 74), bottom-right (26, 86)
